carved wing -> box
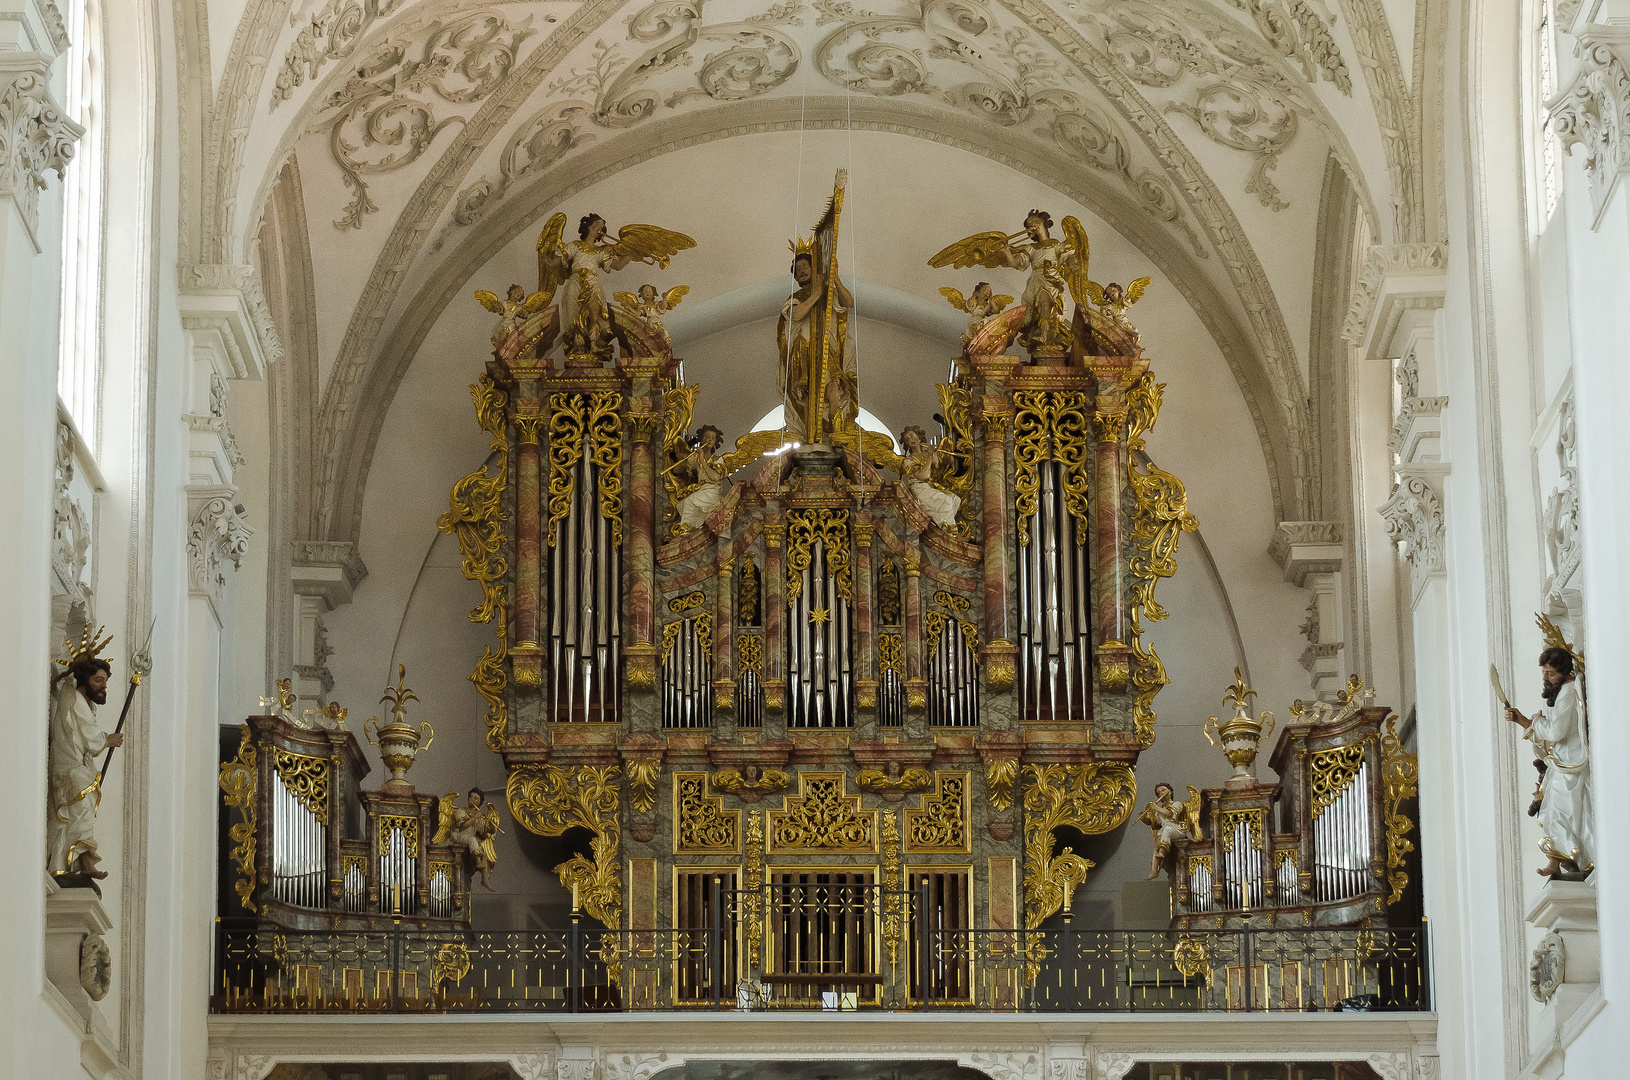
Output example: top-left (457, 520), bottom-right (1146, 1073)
top-left (938, 286), bottom-right (969, 312)
top-left (1084, 280), bottom-right (1106, 307)
top-left (858, 428), bottom-right (907, 476)
top-left (1060, 216), bottom-right (1092, 308)
top-left (474, 290), bottom-right (505, 315)
top-left (1125, 276), bottom-right (1152, 305)
top-left (609, 223), bottom-right (698, 268)
top-left (662, 285), bottom-right (690, 310)
top-left (714, 428), bottom-right (794, 477)
top-left (535, 212), bottom-right (568, 298)
top-left (479, 804), bottom-right (501, 866)
top-left (613, 290), bottom-right (639, 313)
top-left (991, 294), bottom-right (1015, 312)
top-left (1181, 786), bottom-right (1204, 840)
top-left (928, 231), bottom-right (1014, 271)
top-left (432, 793), bottom-right (456, 845)
top-left (520, 289), bottom-right (550, 315)
top-left (662, 382), bottom-right (699, 453)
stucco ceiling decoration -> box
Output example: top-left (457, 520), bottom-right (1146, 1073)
top-left (193, 0), bottom-right (1425, 545)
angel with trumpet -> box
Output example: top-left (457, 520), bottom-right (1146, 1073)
top-left (536, 212), bottom-right (696, 361)
top-left (930, 209), bottom-right (1089, 358)
top-left (1139, 782), bottom-right (1203, 880)
top-left (433, 788), bottom-right (502, 892)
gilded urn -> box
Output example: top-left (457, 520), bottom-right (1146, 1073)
top-left (1203, 667), bottom-right (1275, 785)
top-left (365, 664), bottom-right (434, 792)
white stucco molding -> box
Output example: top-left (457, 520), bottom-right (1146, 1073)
top-left (291, 539), bottom-right (368, 608)
top-left (0, 51), bottom-right (82, 251)
top-left (1340, 243), bottom-right (1447, 362)
top-left (1550, 27), bottom-right (1630, 224)
top-left (188, 486), bottom-right (252, 620)
top-left (178, 263), bottom-right (283, 380)
top-left (1268, 520), bottom-right (1345, 587)
top-left (1378, 465), bottom-right (1448, 608)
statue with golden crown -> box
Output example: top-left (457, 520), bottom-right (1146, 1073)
top-left (778, 170), bottom-right (856, 442)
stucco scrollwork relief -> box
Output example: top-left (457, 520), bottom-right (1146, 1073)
top-left (315, 10), bottom-right (539, 229)
top-left (53, 419), bottom-right (92, 601)
top-left (1550, 34), bottom-right (1630, 217)
top-left (275, 0), bottom-right (413, 107)
top-left (189, 496), bottom-right (254, 609)
top-left (603, 1053), bottom-right (676, 1080)
top-left (1543, 394), bottom-right (1581, 604)
top-left (1224, 0), bottom-right (1350, 94)
top-left (961, 1053), bottom-right (1042, 1080)
top-left (1378, 470), bottom-right (1445, 604)
top-left (0, 58), bottom-right (83, 242)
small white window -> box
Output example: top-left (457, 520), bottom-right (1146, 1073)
top-left (1540, 0), bottom-right (1561, 219)
top-left (56, 1), bottom-right (104, 450)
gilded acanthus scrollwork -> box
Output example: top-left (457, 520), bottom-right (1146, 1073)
top-left (547, 393), bottom-right (588, 545)
top-left (785, 508), bottom-right (852, 604)
top-left (985, 757), bottom-right (1018, 812)
top-left (743, 810), bottom-right (765, 971)
top-left (1309, 743), bottom-right (1366, 817)
top-left (1012, 390), bottom-right (1091, 546)
top-left (272, 749), bottom-right (330, 824)
top-left (1379, 714), bottom-right (1418, 906)
top-left (1022, 762), bottom-right (1137, 928)
top-left (675, 773), bottom-right (740, 853)
top-left (587, 391), bottom-right (625, 543)
top-left (626, 757), bottom-right (661, 815)
top-left (218, 725), bottom-right (258, 911)
top-left (904, 772), bottom-right (969, 852)
top-left (506, 764), bottom-right (623, 929)
top-left (881, 808), bottom-right (903, 966)
top-left (767, 772), bottom-right (877, 853)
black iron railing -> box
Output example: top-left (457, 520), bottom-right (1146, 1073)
top-left (210, 920), bottom-right (1428, 1014)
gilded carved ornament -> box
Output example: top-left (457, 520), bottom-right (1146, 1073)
top-left (626, 757), bottom-right (662, 815)
top-left (271, 748), bottom-right (331, 824)
top-left (546, 393), bottom-right (588, 546)
top-left (855, 766), bottom-right (932, 800)
top-left (984, 756), bottom-right (1019, 812)
top-left (743, 810), bottom-right (765, 971)
top-left (1378, 713), bottom-right (1418, 906)
top-left (506, 764), bottom-right (623, 930)
top-left (1021, 763), bottom-right (1136, 929)
top-left (674, 773), bottom-right (740, 854)
top-left (767, 772), bottom-right (877, 853)
top-left (218, 725), bottom-right (258, 911)
top-left (785, 508), bottom-right (852, 605)
top-left (712, 767), bottom-right (790, 803)
top-left (1012, 390), bottom-right (1091, 547)
top-left (881, 808), bottom-right (904, 965)
top-left (904, 772), bottom-right (970, 852)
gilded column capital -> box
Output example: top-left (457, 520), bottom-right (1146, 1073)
top-left (762, 522), bottom-right (785, 548)
top-left (0, 54), bottom-right (82, 247)
top-left (628, 412), bottom-right (661, 438)
top-left (1093, 408), bottom-right (1127, 443)
top-left (982, 411), bottom-right (1012, 439)
top-left (853, 519), bottom-right (875, 546)
top-left (515, 416), bottom-right (545, 445)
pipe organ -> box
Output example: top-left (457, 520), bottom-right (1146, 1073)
top-left (1169, 682), bottom-right (1417, 929)
top-left (218, 714), bottom-right (477, 930)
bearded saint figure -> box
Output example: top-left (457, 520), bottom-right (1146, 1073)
top-left (49, 654), bottom-right (123, 878)
top-left (1505, 646), bottom-right (1594, 877)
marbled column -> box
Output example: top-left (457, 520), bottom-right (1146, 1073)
top-left (622, 359), bottom-right (664, 693)
top-left (1092, 406), bottom-right (1127, 649)
top-left (762, 519), bottom-right (786, 713)
top-left (714, 552), bottom-right (736, 713)
top-left (853, 516), bottom-right (877, 711)
top-left (511, 370), bottom-right (545, 689)
top-left (904, 559), bottom-right (926, 712)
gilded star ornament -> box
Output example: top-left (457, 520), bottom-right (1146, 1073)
top-left (809, 607), bottom-right (830, 625)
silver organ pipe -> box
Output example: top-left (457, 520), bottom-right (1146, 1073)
top-left (1017, 461), bottom-right (1092, 723)
top-left (1313, 760), bottom-right (1372, 903)
top-left (661, 615), bottom-right (713, 728)
top-left (788, 539), bottom-right (853, 728)
top-left (429, 864), bottom-right (452, 919)
top-left (376, 821), bottom-right (419, 916)
top-left (271, 764), bottom-right (325, 909)
top-left (926, 619), bottom-right (979, 727)
top-left (549, 430), bottom-right (621, 723)
top-left (343, 859), bottom-right (366, 913)
top-left (1188, 859), bottom-right (1213, 913)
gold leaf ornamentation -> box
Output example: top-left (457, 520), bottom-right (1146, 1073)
top-left (881, 809), bottom-right (903, 965)
top-left (506, 764), bottom-right (622, 931)
top-left (219, 725), bottom-right (258, 911)
top-left (587, 391), bottom-right (625, 544)
top-left (1172, 935), bottom-right (1210, 980)
top-left (925, 610), bottom-right (980, 660)
top-left (1012, 390), bottom-right (1091, 546)
top-left (743, 810), bottom-right (765, 971)
top-left (904, 772), bottom-right (969, 852)
top-left (272, 748), bottom-right (330, 824)
top-left (1021, 763), bottom-right (1136, 929)
top-left (1310, 743), bottom-right (1367, 817)
top-left (738, 631), bottom-right (764, 675)
top-left (1219, 808), bottom-right (1264, 853)
top-left (877, 631), bottom-right (904, 676)
top-left (668, 590), bottom-right (706, 614)
top-left (546, 393), bottom-right (588, 547)
top-left (712, 768), bottom-right (789, 803)
top-left (378, 814), bottom-right (420, 858)
top-left (1379, 714), bottom-right (1418, 906)
top-left (675, 773), bottom-right (739, 853)
top-left (627, 757), bottom-right (661, 815)
top-left (984, 757), bottom-right (1018, 812)
top-left (767, 772), bottom-right (877, 853)
top-left (785, 508), bottom-right (851, 605)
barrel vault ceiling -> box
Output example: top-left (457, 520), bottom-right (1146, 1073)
top-left (182, 0), bottom-right (1431, 540)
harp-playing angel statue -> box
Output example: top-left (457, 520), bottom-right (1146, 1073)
top-left (433, 788), bottom-right (502, 892)
top-left (660, 384), bottom-right (789, 537)
top-left (1139, 782), bottom-right (1203, 880)
top-left (940, 281), bottom-right (1014, 347)
top-left (475, 284), bottom-right (552, 363)
top-left (929, 209), bottom-right (1090, 359)
top-left (613, 283), bottom-right (690, 356)
top-left (536, 212), bottom-right (697, 361)
top-left (1085, 276), bottom-right (1151, 348)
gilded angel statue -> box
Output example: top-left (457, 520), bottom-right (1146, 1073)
top-left (433, 788), bottom-right (502, 892)
top-left (475, 284), bottom-right (551, 363)
top-left (1085, 276), bottom-right (1151, 348)
top-left (660, 384), bottom-right (788, 537)
top-left (613, 283), bottom-right (689, 356)
top-left (929, 209), bottom-right (1090, 358)
top-left (858, 425), bottom-right (968, 531)
top-left (1138, 782), bottom-right (1203, 880)
top-left (536, 212), bottom-right (697, 361)
top-left (940, 281), bottom-right (1014, 347)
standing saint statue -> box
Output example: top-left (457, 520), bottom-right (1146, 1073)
top-left (49, 633), bottom-right (125, 880)
top-left (1504, 646), bottom-right (1593, 877)
top-left (778, 171), bottom-right (857, 443)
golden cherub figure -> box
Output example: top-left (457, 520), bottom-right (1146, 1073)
top-left (940, 281), bottom-right (1014, 346)
top-left (1138, 782), bottom-right (1203, 879)
top-left (613, 282), bottom-right (689, 355)
top-left (1085, 276), bottom-right (1151, 346)
top-left (474, 284), bottom-right (551, 363)
top-left (433, 788), bottom-right (502, 891)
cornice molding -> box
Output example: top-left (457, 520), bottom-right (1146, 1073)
top-left (1340, 241), bottom-right (1448, 358)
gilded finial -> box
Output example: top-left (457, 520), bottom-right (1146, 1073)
top-left (1221, 666), bottom-right (1255, 713)
top-left (380, 663), bottom-right (420, 721)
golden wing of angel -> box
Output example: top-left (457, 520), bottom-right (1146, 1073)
top-left (432, 792), bottom-right (457, 845)
top-left (478, 803), bottom-right (502, 866)
top-left (1060, 216), bottom-right (1093, 308)
top-left (1083, 280), bottom-right (1106, 308)
top-left (940, 286), bottom-right (971, 312)
top-left (613, 290), bottom-right (640, 313)
top-left (928, 231), bottom-right (1017, 271)
top-left (990, 293), bottom-right (1015, 312)
top-left (535, 212), bottom-right (569, 298)
top-left (858, 428), bottom-right (908, 477)
top-left (609, 223), bottom-right (698, 269)
top-left (1125, 276), bottom-right (1152, 305)
top-left (662, 284), bottom-right (690, 310)
top-left (1180, 785), bottom-right (1204, 840)
top-left (662, 382), bottom-right (699, 453)
top-left (714, 429), bottom-right (794, 477)
top-left (475, 289), bottom-right (506, 315)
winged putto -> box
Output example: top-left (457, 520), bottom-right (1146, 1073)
top-left (1139, 782), bottom-right (1204, 880)
top-left (940, 282), bottom-right (1014, 347)
top-left (434, 788), bottom-right (503, 891)
top-left (475, 284), bottom-right (552, 363)
top-left (613, 283), bottom-right (690, 357)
